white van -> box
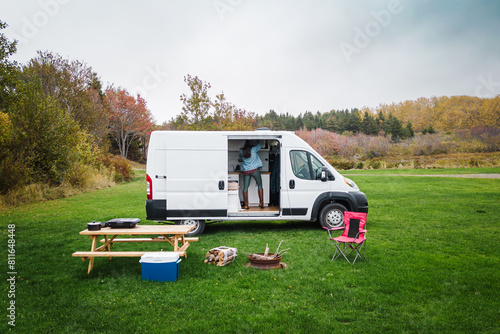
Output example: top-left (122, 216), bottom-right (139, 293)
top-left (146, 129), bottom-right (368, 235)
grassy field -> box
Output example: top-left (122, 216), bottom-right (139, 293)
top-left (1, 169), bottom-right (499, 333)
top-left (342, 167), bottom-right (500, 175)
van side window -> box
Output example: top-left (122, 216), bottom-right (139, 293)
top-left (290, 150), bottom-right (324, 180)
top-left (310, 154), bottom-right (324, 180)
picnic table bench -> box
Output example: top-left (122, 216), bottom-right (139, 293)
top-left (72, 225), bottom-right (196, 274)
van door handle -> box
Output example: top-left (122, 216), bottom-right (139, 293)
top-left (218, 180), bottom-right (225, 190)
top-left (289, 180), bottom-right (295, 189)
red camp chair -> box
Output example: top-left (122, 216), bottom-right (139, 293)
top-left (324, 211), bottom-right (367, 264)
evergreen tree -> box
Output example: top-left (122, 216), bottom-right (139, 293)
top-left (345, 109), bottom-right (362, 133)
top-left (404, 121), bottom-right (415, 138)
top-left (376, 111), bottom-right (385, 133)
top-left (303, 111), bottom-right (315, 130)
top-left (361, 111), bottom-right (378, 135)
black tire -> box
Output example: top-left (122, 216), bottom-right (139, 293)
top-left (319, 203), bottom-right (347, 229)
top-left (175, 219), bottom-right (206, 236)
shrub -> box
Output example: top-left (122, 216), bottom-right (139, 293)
top-left (368, 159), bottom-right (383, 169)
top-left (296, 128), bottom-right (341, 156)
top-left (422, 126), bottom-right (435, 134)
top-left (327, 157), bottom-right (356, 170)
top-left (99, 154), bottom-right (135, 183)
top-left (457, 126), bottom-right (500, 152)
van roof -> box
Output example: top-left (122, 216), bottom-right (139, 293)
top-left (151, 130), bottom-right (308, 147)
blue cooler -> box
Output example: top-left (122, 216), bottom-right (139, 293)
top-left (140, 252), bottom-right (181, 282)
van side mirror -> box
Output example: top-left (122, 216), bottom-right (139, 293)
top-left (320, 166), bottom-right (334, 182)
top-left (321, 167), bottom-right (328, 182)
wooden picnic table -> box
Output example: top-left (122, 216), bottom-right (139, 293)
top-left (72, 225), bottom-right (196, 274)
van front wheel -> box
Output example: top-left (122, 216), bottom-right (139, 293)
top-left (175, 219), bottom-right (206, 236)
top-left (319, 203), bottom-right (347, 229)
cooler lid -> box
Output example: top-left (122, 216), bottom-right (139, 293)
top-left (141, 252), bottom-right (179, 263)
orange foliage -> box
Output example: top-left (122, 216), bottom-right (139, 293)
top-left (295, 128), bottom-right (342, 156)
top-left (105, 87), bottom-right (154, 158)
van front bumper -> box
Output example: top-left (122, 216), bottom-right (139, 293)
top-left (351, 191), bottom-right (369, 214)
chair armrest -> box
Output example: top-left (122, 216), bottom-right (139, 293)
top-left (322, 226), bottom-right (344, 231)
top-left (323, 226), bottom-right (344, 239)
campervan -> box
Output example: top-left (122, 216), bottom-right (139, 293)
top-left (146, 130), bottom-right (368, 236)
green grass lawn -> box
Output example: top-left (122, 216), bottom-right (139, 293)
top-left (1, 169), bottom-right (499, 333)
top-left (341, 167), bottom-right (500, 175)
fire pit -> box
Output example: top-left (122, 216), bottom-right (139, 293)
top-left (248, 253), bottom-right (282, 270)
top-left (247, 241), bottom-right (288, 270)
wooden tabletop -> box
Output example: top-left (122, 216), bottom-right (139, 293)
top-left (79, 224), bottom-right (194, 235)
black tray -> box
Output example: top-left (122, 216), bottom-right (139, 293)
top-left (105, 218), bottom-right (140, 228)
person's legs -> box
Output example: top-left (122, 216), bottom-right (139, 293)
top-left (243, 174), bottom-right (251, 192)
top-left (251, 169), bottom-right (264, 208)
top-left (242, 174), bottom-right (251, 209)
top-left (251, 169), bottom-right (263, 190)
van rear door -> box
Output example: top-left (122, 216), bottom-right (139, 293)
top-left (164, 132), bottom-right (228, 219)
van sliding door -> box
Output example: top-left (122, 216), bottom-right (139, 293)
top-left (165, 132), bottom-right (228, 219)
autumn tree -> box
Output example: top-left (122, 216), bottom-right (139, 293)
top-left (24, 51), bottom-right (109, 147)
top-left (0, 21), bottom-right (18, 190)
top-left (224, 108), bottom-right (256, 130)
top-left (105, 87), bottom-right (154, 159)
top-left (1, 69), bottom-right (89, 191)
top-left (374, 95), bottom-right (500, 132)
top-left (180, 74), bottom-right (211, 130)
top-left (0, 20), bottom-right (18, 112)
top-left (212, 92), bottom-right (233, 130)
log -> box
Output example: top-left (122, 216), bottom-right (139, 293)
top-left (249, 241), bottom-right (288, 261)
top-left (250, 253), bottom-right (277, 261)
top-left (274, 240), bottom-right (284, 257)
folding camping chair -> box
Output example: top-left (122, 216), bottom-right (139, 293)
top-left (324, 211), bottom-right (367, 264)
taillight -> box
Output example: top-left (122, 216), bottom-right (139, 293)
top-left (146, 174), bottom-right (152, 200)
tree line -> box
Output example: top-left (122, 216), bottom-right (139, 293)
top-left (167, 75), bottom-right (415, 141)
top-left (254, 109), bottom-right (415, 141)
top-left (167, 75), bottom-right (499, 141)
top-left (0, 21), bottom-right (153, 194)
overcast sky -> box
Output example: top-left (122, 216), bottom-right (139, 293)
top-left (2, 0), bottom-right (500, 124)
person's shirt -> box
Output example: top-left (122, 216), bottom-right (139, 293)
top-left (240, 142), bottom-right (263, 171)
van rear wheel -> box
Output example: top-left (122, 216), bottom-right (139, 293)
top-left (175, 219), bottom-right (206, 236)
top-left (319, 203), bottom-right (347, 229)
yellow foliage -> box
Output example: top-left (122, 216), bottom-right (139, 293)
top-left (373, 96), bottom-right (500, 132)
top-left (0, 112), bottom-right (12, 146)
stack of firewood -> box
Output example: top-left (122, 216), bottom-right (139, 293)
top-left (204, 246), bottom-right (237, 266)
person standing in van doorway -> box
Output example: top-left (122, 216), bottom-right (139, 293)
top-left (239, 140), bottom-right (264, 209)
